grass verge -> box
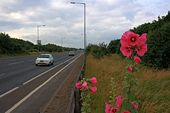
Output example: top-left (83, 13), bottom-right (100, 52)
top-left (85, 54), bottom-right (170, 113)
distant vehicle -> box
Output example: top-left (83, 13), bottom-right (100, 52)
top-left (35, 54), bottom-right (54, 66)
top-left (68, 51), bottom-right (75, 56)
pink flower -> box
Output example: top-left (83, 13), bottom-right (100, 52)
top-left (81, 82), bottom-right (88, 89)
top-left (111, 107), bottom-right (119, 113)
top-left (120, 31), bottom-right (139, 47)
top-left (120, 46), bottom-right (133, 58)
top-left (131, 101), bottom-right (138, 109)
top-left (134, 56), bottom-right (141, 64)
top-left (90, 87), bottom-right (97, 94)
top-left (136, 33), bottom-right (147, 56)
top-left (105, 103), bottom-right (111, 113)
top-left (122, 110), bottom-right (130, 113)
top-left (90, 77), bottom-right (97, 85)
top-left (138, 33), bottom-right (147, 46)
top-left (127, 66), bottom-right (133, 73)
top-left (116, 96), bottom-right (122, 108)
top-left (120, 31), bottom-right (148, 57)
top-left (75, 81), bottom-right (81, 89)
top-left (136, 44), bottom-right (147, 56)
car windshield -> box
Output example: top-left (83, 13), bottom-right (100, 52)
top-left (38, 55), bottom-right (50, 58)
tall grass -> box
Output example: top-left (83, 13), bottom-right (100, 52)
top-left (85, 54), bottom-right (170, 113)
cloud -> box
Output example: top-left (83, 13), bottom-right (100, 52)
top-left (0, 0), bottom-right (169, 48)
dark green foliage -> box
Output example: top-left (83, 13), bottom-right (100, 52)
top-left (0, 33), bottom-right (34, 54)
top-left (0, 32), bottom-right (76, 55)
top-left (42, 44), bottom-right (63, 52)
top-left (86, 43), bottom-right (109, 58)
top-left (107, 39), bottom-right (120, 54)
top-left (143, 22), bottom-right (170, 68)
top-left (11, 38), bottom-right (34, 53)
top-left (130, 23), bottom-right (151, 35)
top-left (132, 11), bottom-right (170, 35)
top-left (0, 33), bottom-right (13, 54)
top-left (131, 11), bottom-right (170, 68)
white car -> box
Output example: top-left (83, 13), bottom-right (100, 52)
top-left (68, 51), bottom-right (75, 56)
top-left (35, 54), bottom-right (54, 66)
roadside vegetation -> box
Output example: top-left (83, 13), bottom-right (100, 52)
top-left (84, 11), bottom-right (170, 113)
top-left (0, 33), bottom-right (76, 57)
top-left (85, 54), bottom-right (170, 113)
top-left (87, 11), bottom-right (170, 69)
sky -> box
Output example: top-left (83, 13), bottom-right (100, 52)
top-left (0, 0), bottom-right (169, 48)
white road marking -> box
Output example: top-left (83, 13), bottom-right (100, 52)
top-left (23, 56), bottom-right (76, 85)
top-left (0, 87), bottom-right (19, 98)
top-left (5, 54), bottom-right (81, 113)
top-left (8, 61), bottom-right (24, 65)
top-left (0, 56), bottom-right (76, 99)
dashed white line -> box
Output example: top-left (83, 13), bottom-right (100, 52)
top-left (23, 56), bottom-right (76, 85)
top-left (0, 55), bottom-right (76, 98)
top-left (5, 54), bottom-right (81, 113)
top-left (0, 87), bottom-right (19, 98)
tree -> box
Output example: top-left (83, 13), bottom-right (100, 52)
top-left (0, 33), bottom-right (13, 54)
top-left (107, 39), bottom-right (120, 54)
top-left (143, 22), bottom-right (170, 68)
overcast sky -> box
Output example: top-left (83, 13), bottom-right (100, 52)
top-left (0, 0), bottom-right (169, 48)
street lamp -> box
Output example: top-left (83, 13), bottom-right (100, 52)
top-left (37, 25), bottom-right (46, 45)
top-left (70, 1), bottom-right (87, 67)
top-left (70, 1), bottom-right (86, 54)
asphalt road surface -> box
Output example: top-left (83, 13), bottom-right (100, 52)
top-left (0, 52), bottom-right (84, 113)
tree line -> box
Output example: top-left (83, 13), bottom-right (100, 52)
top-left (87, 11), bottom-right (170, 69)
top-left (0, 33), bottom-right (76, 55)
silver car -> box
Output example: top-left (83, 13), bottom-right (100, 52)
top-left (35, 54), bottom-right (54, 66)
top-left (68, 51), bottom-right (75, 56)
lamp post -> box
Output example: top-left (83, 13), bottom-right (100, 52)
top-left (37, 25), bottom-right (45, 45)
top-left (70, 1), bottom-right (87, 65)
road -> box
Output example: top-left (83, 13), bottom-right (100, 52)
top-left (0, 52), bottom-right (84, 113)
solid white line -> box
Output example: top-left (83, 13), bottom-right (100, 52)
top-left (23, 56), bottom-right (76, 85)
top-left (5, 54), bottom-right (81, 113)
top-left (0, 87), bottom-right (19, 98)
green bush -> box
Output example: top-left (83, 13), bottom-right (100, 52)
top-left (86, 43), bottom-right (109, 58)
top-left (143, 22), bottom-right (170, 68)
top-left (107, 39), bottom-right (120, 54)
top-left (131, 12), bottom-right (170, 68)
